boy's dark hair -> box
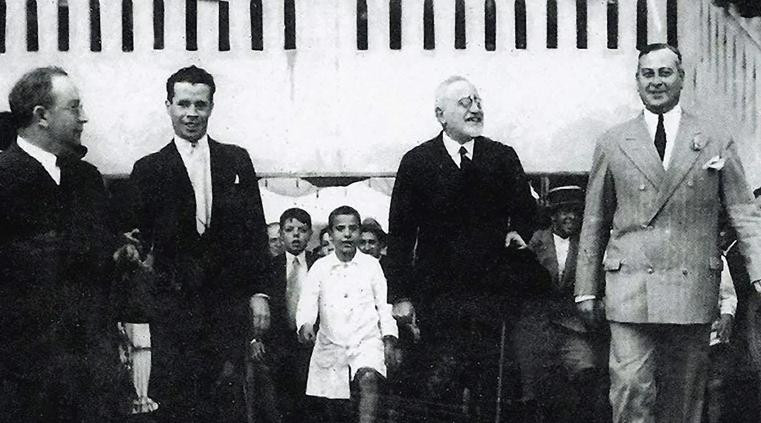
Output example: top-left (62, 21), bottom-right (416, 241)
top-left (328, 206), bottom-right (361, 229)
top-left (360, 224), bottom-right (387, 247)
top-left (166, 65), bottom-right (216, 102)
top-left (9, 66), bottom-right (68, 129)
top-left (279, 208), bottom-right (312, 228)
top-left (638, 43), bottom-right (682, 64)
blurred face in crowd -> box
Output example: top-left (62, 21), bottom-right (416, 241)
top-left (281, 218), bottom-right (312, 256)
top-left (331, 214), bottom-right (360, 262)
top-left (550, 206), bottom-right (582, 239)
top-left (319, 230), bottom-right (335, 257)
top-left (45, 75), bottom-right (88, 153)
top-left (359, 231), bottom-right (383, 259)
top-left (267, 224), bottom-right (284, 257)
top-left (636, 48), bottom-right (684, 114)
top-left (436, 79), bottom-right (483, 143)
top-left (166, 82), bottom-right (213, 142)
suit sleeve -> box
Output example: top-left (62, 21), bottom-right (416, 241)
top-left (386, 152), bottom-right (421, 303)
top-left (237, 149), bottom-right (271, 296)
top-left (575, 138), bottom-right (616, 297)
top-left (129, 158), bottom-right (158, 249)
top-left (720, 136), bottom-right (761, 282)
top-left (505, 146), bottom-right (538, 242)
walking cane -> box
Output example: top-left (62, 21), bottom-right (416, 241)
top-left (495, 320), bottom-right (507, 423)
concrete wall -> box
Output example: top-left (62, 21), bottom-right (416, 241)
top-left (1, 0), bottom-right (688, 176)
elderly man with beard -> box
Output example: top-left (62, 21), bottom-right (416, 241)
top-left (386, 76), bottom-right (538, 420)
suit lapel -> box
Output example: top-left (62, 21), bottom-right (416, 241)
top-left (646, 112), bottom-right (707, 223)
top-left (208, 137), bottom-right (224, 224)
top-left (162, 141), bottom-right (197, 229)
top-left (6, 143), bottom-right (59, 191)
top-left (618, 114), bottom-right (666, 188)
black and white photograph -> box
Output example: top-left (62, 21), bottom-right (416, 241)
top-left (2, 1), bottom-right (761, 422)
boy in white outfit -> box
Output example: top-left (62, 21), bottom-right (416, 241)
top-left (297, 206), bottom-right (398, 423)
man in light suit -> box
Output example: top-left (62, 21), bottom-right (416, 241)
top-left (575, 43), bottom-right (761, 423)
top-left (130, 66), bottom-right (269, 422)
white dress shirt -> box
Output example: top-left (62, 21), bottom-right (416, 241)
top-left (296, 251), bottom-right (397, 399)
top-left (174, 135), bottom-right (212, 234)
top-left (442, 131), bottom-right (474, 168)
top-left (17, 136), bottom-right (60, 185)
top-left (643, 105), bottom-right (682, 170)
top-left (553, 233), bottom-right (570, 278)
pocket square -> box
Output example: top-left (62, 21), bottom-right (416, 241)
top-left (702, 155), bottom-right (725, 171)
top-left (234, 174), bottom-right (240, 184)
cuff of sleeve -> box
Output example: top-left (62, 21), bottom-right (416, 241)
top-left (575, 295), bottom-right (596, 303)
top-left (252, 293), bottom-right (270, 300)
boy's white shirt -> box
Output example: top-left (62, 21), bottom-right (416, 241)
top-left (296, 250), bottom-right (398, 399)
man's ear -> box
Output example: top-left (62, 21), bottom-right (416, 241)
top-left (435, 107), bottom-right (445, 126)
top-left (165, 99), bottom-right (171, 113)
top-left (32, 105), bottom-right (48, 128)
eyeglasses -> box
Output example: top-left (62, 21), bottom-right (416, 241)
top-left (457, 95), bottom-right (482, 110)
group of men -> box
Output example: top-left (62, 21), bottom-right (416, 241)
top-left (0, 41), bottom-right (760, 423)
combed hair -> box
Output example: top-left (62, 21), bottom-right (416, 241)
top-left (166, 65), bottom-right (216, 102)
top-left (328, 205), bottom-right (361, 229)
top-left (638, 43), bottom-right (682, 65)
top-left (9, 66), bottom-right (68, 129)
top-left (279, 208), bottom-right (312, 228)
top-left (360, 224), bottom-right (387, 247)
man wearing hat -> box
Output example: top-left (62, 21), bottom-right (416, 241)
top-left (514, 185), bottom-right (609, 422)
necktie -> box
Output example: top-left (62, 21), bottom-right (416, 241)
top-left (459, 146), bottom-right (472, 171)
top-left (187, 144), bottom-right (210, 234)
top-left (654, 113), bottom-right (666, 162)
top-left (285, 257), bottom-right (301, 330)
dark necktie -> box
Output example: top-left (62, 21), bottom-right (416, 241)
top-left (459, 146), bottom-right (471, 171)
top-left (654, 113), bottom-right (666, 162)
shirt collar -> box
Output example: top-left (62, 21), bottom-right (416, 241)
top-left (285, 250), bottom-right (307, 266)
top-left (174, 134), bottom-right (209, 155)
top-left (643, 104), bottom-right (682, 128)
top-left (16, 136), bottom-right (58, 169)
top-left (326, 251), bottom-right (360, 268)
top-left (442, 131), bottom-right (474, 160)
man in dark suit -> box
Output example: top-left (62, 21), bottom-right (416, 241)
top-left (516, 186), bottom-right (609, 422)
top-left (0, 67), bottom-right (123, 422)
top-left (247, 208), bottom-right (318, 423)
top-left (130, 66), bottom-right (269, 422)
top-left (386, 76), bottom-right (538, 420)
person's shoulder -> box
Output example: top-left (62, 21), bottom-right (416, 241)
top-left (403, 134), bottom-right (441, 159)
top-left (210, 137), bottom-right (250, 156)
top-left (476, 136), bottom-right (518, 156)
top-left (133, 142), bottom-right (174, 169)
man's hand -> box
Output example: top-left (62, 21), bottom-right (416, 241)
top-left (392, 300), bottom-right (415, 324)
top-left (504, 231), bottom-right (527, 249)
top-left (249, 296), bottom-right (271, 336)
top-left (714, 314), bottom-right (734, 344)
top-left (298, 324), bottom-right (316, 344)
top-left (249, 339), bottom-right (266, 362)
top-left (753, 279), bottom-right (761, 294)
top-left (577, 299), bottom-right (604, 328)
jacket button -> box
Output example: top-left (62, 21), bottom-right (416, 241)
top-left (641, 224), bottom-right (649, 229)
top-left (682, 269), bottom-right (688, 275)
top-left (647, 267), bottom-right (654, 274)
top-left (639, 184), bottom-right (646, 191)
top-left (687, 181), bottom-right (694, 187)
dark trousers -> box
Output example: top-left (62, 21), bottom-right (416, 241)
top-left (412, 295), bottom-right (516, 422)
top-left (245, 335), bottom-right (316, 423)
top-left (150, 294), bottom-right (246, 423)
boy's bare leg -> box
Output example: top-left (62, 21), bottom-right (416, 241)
top-left (355, 368), bottom-right (382, 423)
